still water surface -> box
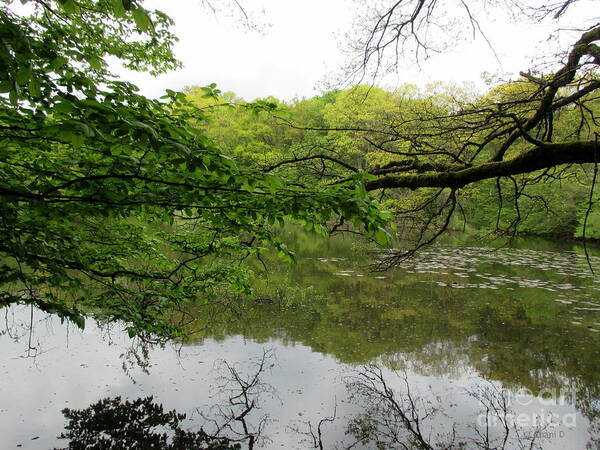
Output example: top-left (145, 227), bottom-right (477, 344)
top-left (1, 233), bottom-right (599, 448)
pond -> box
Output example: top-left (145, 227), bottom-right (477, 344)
top-left (1, 231), bottom-right (600, 449)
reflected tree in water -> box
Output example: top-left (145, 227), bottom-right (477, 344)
top-left (199, 349), bottom-right (278, 449)
top-left (344, 366), bottom-right (548, 449)
top-left (290, 403), bottom-right (337, 450)
top-left (54, 351), bottom-right (277, 449)
top-left (55, 396), bottom-right (239, 450)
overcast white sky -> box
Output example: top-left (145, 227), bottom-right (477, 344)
top-left (119, 0), bottom-right (597, 101)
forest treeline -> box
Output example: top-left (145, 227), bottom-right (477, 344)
top-left (2, 0), bottom-right (598, 337)
top-left (186, 83), bottom-right (600, 240)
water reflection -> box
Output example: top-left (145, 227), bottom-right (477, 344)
top-left (49, 364), bottom-right (591, 449)
top-left (344, 366), bottom-right (575, 449)
top-left (56, 396), bottom-right (239, 449)
top-left (55, 351), bottom-right (277, 449)
top-left (1, 234), bottom-right (600, 448)
top-left (199, 350), bottom-right (278, 449)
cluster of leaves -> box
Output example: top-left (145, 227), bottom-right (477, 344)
top-left (0, 1), bottom-right (390, 336)
top-left (57, 396), bottom-right (239, 449)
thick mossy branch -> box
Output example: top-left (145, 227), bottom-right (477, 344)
top-left (365, 140), bottom-right (599, 190)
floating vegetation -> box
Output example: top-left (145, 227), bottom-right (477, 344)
top-left (555, 299), bottom-right (575, 304)
top-left (317, 245), bottom-right (600, 328)
top-left (317, 257), bottom-right (346, 263)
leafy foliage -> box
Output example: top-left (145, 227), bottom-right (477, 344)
top-left (0, 1), bottom-right (389, 336)
top-left (57, 396), bottom-right (239, 449)
top-left (2, 0), bottom-right (598, 337)
top-left (187, 82), bottom-right (599, 241)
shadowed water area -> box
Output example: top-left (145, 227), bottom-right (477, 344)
top-left (1, 231), bottom-right (600, 449)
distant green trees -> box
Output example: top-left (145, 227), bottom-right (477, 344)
top-left (186, 83), bottom-right (599, 240)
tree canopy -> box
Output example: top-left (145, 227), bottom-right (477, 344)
top-left (1, 0), bottom-right (599, 334)
top-left (0, 0), bottom-right (389, 335)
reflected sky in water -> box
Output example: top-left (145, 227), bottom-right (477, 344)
top-left (1, 234), bottom-right (599, 449)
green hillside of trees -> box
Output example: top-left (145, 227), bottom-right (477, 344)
top-left (186, 84), bottom-right (600, 240)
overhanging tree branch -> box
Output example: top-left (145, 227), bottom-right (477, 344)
top-left (365, 141), bottom-right (599, 190)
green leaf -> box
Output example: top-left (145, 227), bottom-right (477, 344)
top-left (132, 8), bottom-right (153, 32)
top-left (8, 89), bottom-right (18, 106)
top-left (86, 56), bottom-right (104, 71)
top-left (15, 67), bottom-right (31, 84)
top-left (54, 101), bottom-right (73, 114)
top-left (112, 0), bottom-right (127, 17)
top-left (361, 173), bottom-right (378, 182)
top-left (68, 132), bottom-right (86, 147)
top-left (57, 0), bottom-right (77, 14)
top-left (374, 228), bottom-right (391, 246)
top-left (51, 56), bottom-right (69, 71)
top-left (314, 224), bottom-right (329, 237)
top-left (28, 78), bottom-right (41, 97)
